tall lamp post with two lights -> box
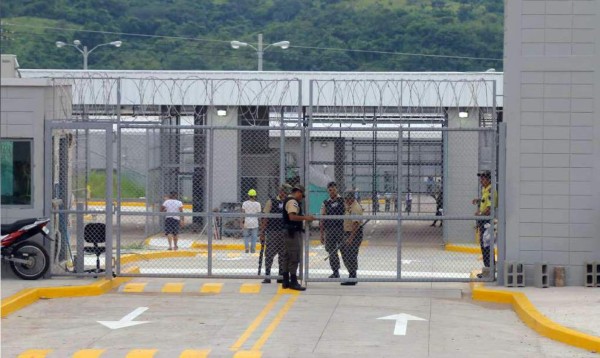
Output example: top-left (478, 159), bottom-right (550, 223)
top-left (55, 40), bottom-right (122, 70)
top-left (230, 34), bottom-right (289, 71)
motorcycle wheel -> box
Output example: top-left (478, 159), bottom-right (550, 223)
top-left (10, 241), bottom-right (50, 280)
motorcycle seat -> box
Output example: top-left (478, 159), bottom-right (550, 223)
top-left (1, 218), bottom-right (38, 236)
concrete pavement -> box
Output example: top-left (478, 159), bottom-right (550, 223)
top-left (2, 276), bottom-right (599, 357)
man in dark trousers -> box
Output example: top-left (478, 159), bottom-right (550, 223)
top-left (259, 184), bottom-right (291, 284)
top-left (341, 190), bottom-right (364, 286)
top-left (282, 184), bottom-right (315, 291)
top-left (320, 182), bottom-right (346, 278)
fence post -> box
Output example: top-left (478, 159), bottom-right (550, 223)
top-left (76, 202), bottom-right (85, 273)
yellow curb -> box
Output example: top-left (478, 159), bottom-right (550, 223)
top-left (200, 283), bottom-right (223, 294)
top-left (445, 243), bottom-right (498, 255)
top-left (17, 349), bottom-right (53, 358)
top-left (179, 349), bottom-right (211, 358)
top-left (240, 283), bottom-right (261, 294)
top-left (88, 201), bottom-right (193, 210)
top-left (471, 279), bottom-right (600, 352)
top-left (191, 242), bottom-right (264, 251)
top-left (162, 282), bottom-right (185, 293)
top-left (120, 250), bottom-right (200, 265)
top-left (125, 349), bottom-right (158, 358)
top-left (72, 349), bottom-right (106, 358)
top-left (309, 240), bottom-right (369, 247)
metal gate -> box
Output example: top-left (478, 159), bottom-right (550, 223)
top-left (44, 76), bottom-right (501, 282)
top-left (46, 121), bottom-right (114, 278)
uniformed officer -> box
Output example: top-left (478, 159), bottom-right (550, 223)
top-left (282, 184), bottom-right (315, 291)
top-left (320, 182), bottom-right (346, 278)
top-left (259, 184), bottom-right (291, 284)
top-left (340, 190), bottom-right (364, 285)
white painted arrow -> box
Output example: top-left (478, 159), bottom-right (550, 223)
top-left (98, 307), bottom-right (150, 330)
top-left (377, 313), bottom-right (426, 336)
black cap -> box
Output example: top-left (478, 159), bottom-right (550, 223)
top-left (327, 181), bottom-right (337, 188)
top-left (477, 170), bottom-right (491, 179)
top-left (292, 184), bottom-right (306, 196)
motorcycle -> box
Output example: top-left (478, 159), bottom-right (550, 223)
top-left (1, 218), bottom-right (52, 280)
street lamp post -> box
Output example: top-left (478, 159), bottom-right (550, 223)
top-left (55, 40), bottom-right (122, 70)
top-left (230, 34), bottom-right (289, 71)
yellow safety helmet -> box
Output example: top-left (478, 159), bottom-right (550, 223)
top-left (248, 189), bottom-right (257, 197)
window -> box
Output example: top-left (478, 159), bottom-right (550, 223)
top-left (1, 139), bottom-right (32, 205)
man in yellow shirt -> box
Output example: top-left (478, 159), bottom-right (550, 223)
top-left (340, 190), bottom-right (364, 286)
top-left (473, 170), bottom-right (494, 275)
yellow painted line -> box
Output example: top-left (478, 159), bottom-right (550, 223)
top-left (233, 351), bottom-right (262, 358)
top-left (201, 283), bottom-right (223, 294)
top-left (179, 349), bottom-right (211, 358)
top-left (252, 294), bottom-right (299, 351)
top-left (308, 252), bottom-right (317, 257)
top-left (191, 242), bottom-right (264, 251)
top-left (88, 201), bottom-right (193, 209)
top-left (240, 283), bottom-right (261, 294)
top-left (445, 243), bottom-right (497, 255)
top-left (1, 267), bottom-right (140, 318)
top-left (162, 282), bottom-right (185, 293)
top-left (471, 278), bottom-right (600, 352)
top-left (230, 294), bottom-right (282, 351)
top-left (125, 349), bottom-right (158, 358)
top-left (120, 250), bottom-right (198, 265)
top-left (72, 349), bottom-right (106, 358)
top-left (309, 240), bottom-right (369, 247)
top-left (228, 252), bottom-right (242, 258)
top-left (123, 283), bottom-right (147, 293)
top-left (17, 350), bottom-right (53, 358)
top-left (277, 287), bottom-right (302, 295)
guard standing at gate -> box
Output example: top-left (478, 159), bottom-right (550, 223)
top-left (259, 184), bottom-right (291, 284)
top-left (282, 184), bottom-right (314, 291)
top-left (340, 190), bottom-right (364, 285)
top-left (320, 182), bottom-right (346, 278)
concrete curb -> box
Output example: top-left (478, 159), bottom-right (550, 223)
top-left (1, 267), bottom-right (139, 318)
top-left (471, 281), bottom-right (600, 353)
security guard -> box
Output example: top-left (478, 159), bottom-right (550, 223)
top-left (259, 184), bottom-right (291, 284)
top-left (282, 184), bottom-right (315, 291)
top-left (341, 190), bottom-right (364, 285)
top-left (320, 182), bottom-right (345, 278)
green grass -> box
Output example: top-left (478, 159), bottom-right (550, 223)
top-left (87, 170), bottom-right (145, 199)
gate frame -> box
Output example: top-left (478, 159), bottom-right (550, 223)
top-left (45, 121), bottom-right (115, 279)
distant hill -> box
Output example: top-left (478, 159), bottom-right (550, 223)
top-left (0, 0), bottom-right (503, 71)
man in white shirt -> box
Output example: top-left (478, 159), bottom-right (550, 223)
top-left (161, 191), bottom-right (184, 250)
top-left (242, 189), bottom-right (262, 253)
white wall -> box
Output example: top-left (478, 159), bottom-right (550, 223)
top-left (504, 0), bottom-right (600, 285)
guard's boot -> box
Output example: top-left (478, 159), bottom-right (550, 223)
top-left (341, 272), bottom-right (357, 286)
top-left (262, 269), bottom-right (271, 284)
top-left (276, 269), bottom-right (283, 284)
top-left (282, 272), bottom-right (290, 289)
top-left (328, 270), bottom-right (340, 279)
top-left (289, 274), bottom-right (306, 291)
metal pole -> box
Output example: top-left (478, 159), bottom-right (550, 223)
top-left (207, 129), bottom-right (214, 276)
top-left (497, 122), bottom-right (507, 285)
top-left (115, 80), bottom-right (122, 275)
top-left (83, 46), bottom-right (88, 70)
top-left (489, 82), bottom-right (498, 282)
top-left (280, 107), bottom-right (285, 184)
top-left (257, 34), bottom-right (263, 71)
top-left (105, 125), bottom-right (114, 279)
top-left (303, 80), bottom-right (311, 283)
top-left (397, 128), bottom-right (403, 280)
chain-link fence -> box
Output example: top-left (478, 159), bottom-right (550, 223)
top-left (45, 76), bottom-right (499, 282)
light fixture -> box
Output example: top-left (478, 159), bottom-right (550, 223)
top-left (230, 41), bottom-right (248, 49)
top-left (217, 109), bottom-right (227, 117)
top-left (459, 111), bottom-right (469, 118)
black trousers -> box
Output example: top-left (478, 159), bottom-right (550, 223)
top-left (341, 231), bottom-right (363, 277)
top-left (324, 228), bottom-right (344, 272)
top-left (264, 230), bottom-right (285, 274)
top-left (283, 230), bottom-right (302, 275)
top-left (477, 220), bottom-right (493, 267)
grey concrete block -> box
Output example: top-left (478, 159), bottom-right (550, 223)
top-left (504, 261), bottom-right (526, 287)
top-left (583, 262), bottom-right (596, 287)
top-left (534, 262), bottom-right (549, 288)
